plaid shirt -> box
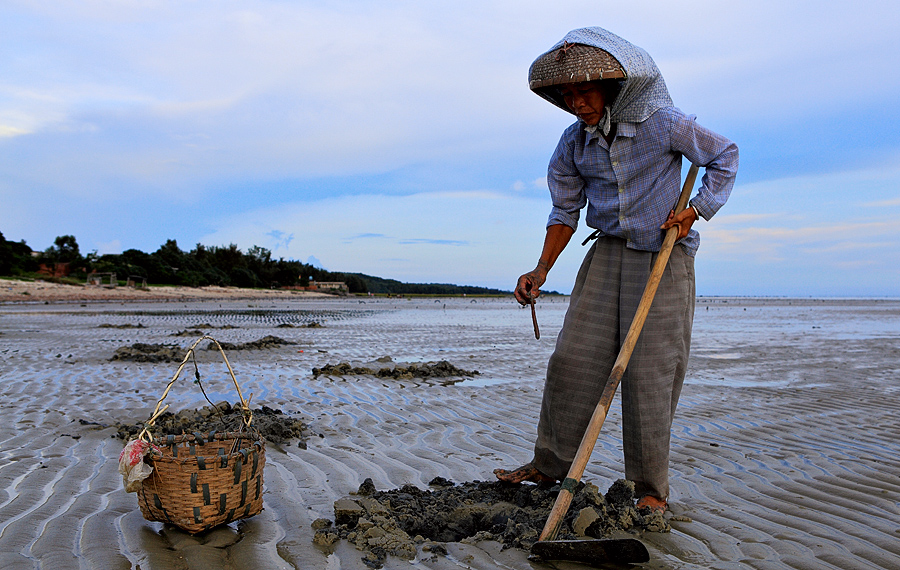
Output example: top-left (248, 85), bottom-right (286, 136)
top-left (547, 106), bottom-right (738, 256)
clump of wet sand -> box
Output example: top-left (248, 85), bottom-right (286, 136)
top-left (170, 329), bottom-right (208, 337)
top-left (109, 343), bottom-right (186, 362)
top-left (170, 324), bottom-right (240, 336)
top-left (277, 321), bottom-right (324, 328)
top-left (108, 335), bottom-right (297, 361)
top-left (112, 403), bottom-right (310, 446)
top-left (206, 335), bottom-right (296, 350)
top-left (312, 358), bottom-right (479, 380)
top-left (312, 477), bottom-right (667, 568)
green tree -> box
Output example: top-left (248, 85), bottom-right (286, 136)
top-left (0, 232), bottom-right (13, 275)
top-left (40, 235), bottom-right (84, 273)
top-left (52, 235), bottom-right (82, 264)
top-left (41, 235), bottom-right (82, 264)
top-left (0, 232), bottom-right (32, 275)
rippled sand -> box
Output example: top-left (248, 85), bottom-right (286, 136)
top-left (1, 295), bottom-right (899, 569)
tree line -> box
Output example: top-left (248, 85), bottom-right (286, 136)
top-left (0, 232), bottom-right (512, 296)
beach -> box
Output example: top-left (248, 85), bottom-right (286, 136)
top-left (1, 284), bottom-right (899, 569)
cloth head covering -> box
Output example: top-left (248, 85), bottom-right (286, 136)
top-left (528, 27), bottom-right (673, 125)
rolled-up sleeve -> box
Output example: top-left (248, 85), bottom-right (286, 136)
top-left (670, 112), bottom-right (739, 221)
top-left (547, 127), bottom-right (587, 230)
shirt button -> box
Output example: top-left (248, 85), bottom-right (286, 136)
top-left (618, 187), bottom-right (624, 194)
top-left (612, 161), bottom-right (618, 166)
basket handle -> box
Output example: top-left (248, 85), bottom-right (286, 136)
top-left (138, 335), bottom-right (253, 442)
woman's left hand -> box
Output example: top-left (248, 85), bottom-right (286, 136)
top-left (660, 207), bottom-right (698, 241)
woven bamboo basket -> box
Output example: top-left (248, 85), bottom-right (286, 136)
top-left (137, 431), bottom-right (265, 533)
top-left (130, 335), bottom-right (266, 534)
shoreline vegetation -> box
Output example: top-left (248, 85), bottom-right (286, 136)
top-left (1, 231), bottom-right (519, 298)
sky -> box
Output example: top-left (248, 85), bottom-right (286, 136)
top-left (1, 0), bottom-right (898, 297)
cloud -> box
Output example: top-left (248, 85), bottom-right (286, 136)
top-left (864, 197), bottom-right (900, 208)
top-left (265, 230), bottom-right (294, 251)
top-left (4, 1), bottom-right (898, 202)
top-left (3, 1), bottom-right (899, 296)
top-left (0, 125), bottom-right (29, 138)
top-left (695, 163), bottom-right (900, 294)
top-left (201, 190), bottom-right (552, 290)
top-left (397, 238), bottom-right (468, 246)
top-left (349, 233), bottom-right (389, 240)
top-left (703, 220), bottom-right (896, 260)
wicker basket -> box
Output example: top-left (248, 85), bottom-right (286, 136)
top-left (128, 335), bottom-right (266, 534)
top-left (137, 431), bottom-right (265, 533)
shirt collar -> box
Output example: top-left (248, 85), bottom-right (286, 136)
top-left (583, 120), bottom-right (636, 143)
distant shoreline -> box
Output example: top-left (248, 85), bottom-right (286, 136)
top-left (0, 278), bottom-right (334, 304)
top-left (2, 277), bottom-right (896, 305)
top-left (0, 278), bottom-right (518, 304)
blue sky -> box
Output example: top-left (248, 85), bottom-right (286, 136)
top-left (2, 1), bottom-right (898, 296)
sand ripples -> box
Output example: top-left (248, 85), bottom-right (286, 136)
top-left (1, 297), bottom-right (899, 569)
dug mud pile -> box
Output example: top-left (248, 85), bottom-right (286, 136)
top-left (109, 335), bottom-right (296, 361)
top-left (276, 321), bottom-right (323, 328)
top-left (109, 343), bottom-right (186, 363)
top-left (207, 335), bottom-right (296, 350)
top-left (313, 477), bottom-right (668, 568)
top-left (170, 329), bottom-right (208, 337)
top-left (312, 358), bottom-right (479, 380)
top-left (170, 325), bottom-right (239, 336)
top-left (114, 404), bottom-right (310, 446)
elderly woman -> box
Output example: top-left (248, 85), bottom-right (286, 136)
top-left (494, 27), bottom-right (738, 513)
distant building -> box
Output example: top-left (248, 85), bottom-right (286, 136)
top-left (38, 262), bottom-right (71, 278)
top-left (87, 272), bottom-right (117, 288)
top-left (126, 275), bottom-right (147, 289)
top-left (307, 279), bottom-right (349, 293)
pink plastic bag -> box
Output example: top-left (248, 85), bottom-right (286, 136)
top-left (118, 439), bottom-right (158, 493)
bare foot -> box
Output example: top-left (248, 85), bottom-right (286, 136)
top-left (493, 463), bottom-right (556, 484)
top-left (635, 495), bottom-right (667, 513)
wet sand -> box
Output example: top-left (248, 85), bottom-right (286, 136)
top-left (1, 292), bottom-right (899, 569)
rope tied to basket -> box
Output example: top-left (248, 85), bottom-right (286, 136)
top-left (137, 335), bottom-right (254, 444)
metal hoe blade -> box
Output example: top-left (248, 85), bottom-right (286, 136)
top-left (530, 538), bottom-right (650, 565)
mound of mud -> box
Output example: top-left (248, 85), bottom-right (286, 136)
top-left (98, 323), bottom-right (146, 329)
top-left (313, 478), bottom-right (667, 568)
top-left (109, 343), bottom-right (186, 362)
top-left (312, 360), bottom-right (479, 380)
top-left (196, 323), bottom-right (238, 330)
top-left (170, 329), bottom-right (207, 337)
top-left (276, 321), bottom-right (324, 328)
top-left (206, 335), bottom-right (296, 350)
top-left (115, 404), bottom-right (309, 446)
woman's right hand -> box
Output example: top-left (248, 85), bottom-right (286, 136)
top-left (514, 224), bottom-right (574, 305)
top-left (514, 263), bottom-right (548, 305)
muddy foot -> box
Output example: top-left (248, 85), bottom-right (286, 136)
top-left (493, 463), bottom-right (556, 484)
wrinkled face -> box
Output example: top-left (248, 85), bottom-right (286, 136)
top-left (559, 81), bottom-right (606, 125)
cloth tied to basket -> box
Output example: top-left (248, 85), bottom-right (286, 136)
top-left (119, 439), bottom-right (159, 492)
